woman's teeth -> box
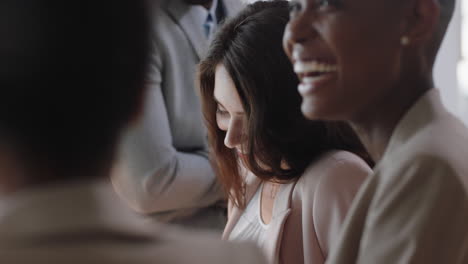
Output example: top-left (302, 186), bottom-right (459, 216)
top-left (294, 61), bottom-right (338, 75)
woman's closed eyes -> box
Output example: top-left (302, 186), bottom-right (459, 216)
top-left (216, 105), bottom-right (229, 117)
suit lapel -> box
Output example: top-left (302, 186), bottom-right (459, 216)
top-left (166, 0), bottom-right (208, 59)
top-left (165, 0), bottom-right (244, 59)
top-left (215, 0), bottom-right (226, 23)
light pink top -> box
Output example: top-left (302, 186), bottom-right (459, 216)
top-left (223, 150), bottom-right (372, 264)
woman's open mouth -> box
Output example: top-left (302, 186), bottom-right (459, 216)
top-left (294, 60), bottom-right (338, 95)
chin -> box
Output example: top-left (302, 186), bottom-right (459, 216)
top-left (300, 99), bottom-right (322, 120)
top-left (301, 99), bottom-right (340, 121)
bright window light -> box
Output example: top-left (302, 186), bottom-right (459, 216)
top-left (458, 0), bottom-right (468, 97)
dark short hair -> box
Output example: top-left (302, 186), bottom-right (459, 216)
top-left (0, 0), bottom-right (150, 181)
top-left (198, 1), bottom-right (373, 208)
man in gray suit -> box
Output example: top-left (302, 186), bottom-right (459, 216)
top-left (111, 0), bottom-right (243, 230)
top-left (0, 1), bottom-right (266, 263)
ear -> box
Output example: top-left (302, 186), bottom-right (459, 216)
top-left (401, 0), bottom-right (440, 46)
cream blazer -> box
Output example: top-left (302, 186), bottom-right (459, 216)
top-left (327, 89), bottom-right (468, 264)
top-left (223, 151), bottom-right (372, 264)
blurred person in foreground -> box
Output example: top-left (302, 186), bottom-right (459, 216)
top-left (0, 0), bottom-right (266, 263)
top-left (283, 0), bottom-right (468, 263)
top-left (111, 0), bottom-right (243, 230)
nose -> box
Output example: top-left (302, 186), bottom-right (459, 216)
top-left (283, 11), bottom-right (314, 58)
top-left (224, 117), bottom-right (244, 149)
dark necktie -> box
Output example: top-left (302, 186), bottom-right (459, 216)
top-left (203, 13), bottom-right (214, 39)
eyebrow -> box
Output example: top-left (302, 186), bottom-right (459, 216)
top-left (213, 97), bottom-right (245, 115)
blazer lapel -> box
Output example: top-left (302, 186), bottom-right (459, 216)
top-left (263, 181), bottom-right (297, 264)
top-left (222, 171), bottom-right (262, 239)
top-left (166, 0), bottom-right (208, 59)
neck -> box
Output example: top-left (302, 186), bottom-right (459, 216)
top-left (350, 76), bottom-right (432, 162)
top-left (202, 1), bottom-right (213, 10)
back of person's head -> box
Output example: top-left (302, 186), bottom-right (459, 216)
top-left (0, 0), bottom-right (150, 185)
top-left (199, 1), bottom-right (372, 208)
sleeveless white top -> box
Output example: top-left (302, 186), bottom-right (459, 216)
top-left (228, 183), bottom-right (269, 246)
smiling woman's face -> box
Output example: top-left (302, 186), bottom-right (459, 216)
top-left (283, 0), bottom-right (407, 121)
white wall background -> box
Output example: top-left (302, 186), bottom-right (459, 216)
top-left (435, 0), bottom-right (466, 123)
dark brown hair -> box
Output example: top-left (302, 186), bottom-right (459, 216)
top-left (198, 1), bottom-right (372, 208)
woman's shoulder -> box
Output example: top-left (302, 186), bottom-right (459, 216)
top-left (295, 150), bottom-right (372, 195)
top-left (291, 151), bottom-right (372, 258)
top-left (313, 150), bottom-right (371, 171)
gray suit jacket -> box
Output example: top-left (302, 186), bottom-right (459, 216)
top-left (0, 179), bottom-right (266, 264)
top-left (326, 89), bottom-right (468, 264)
top-left (112, 0), bottom-right (243, 229)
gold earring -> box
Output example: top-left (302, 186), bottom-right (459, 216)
top-left (401, 36), bottom-right (410, 46)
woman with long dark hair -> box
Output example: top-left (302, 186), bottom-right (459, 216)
top-left (198, 2), bottom-right (373, 263)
